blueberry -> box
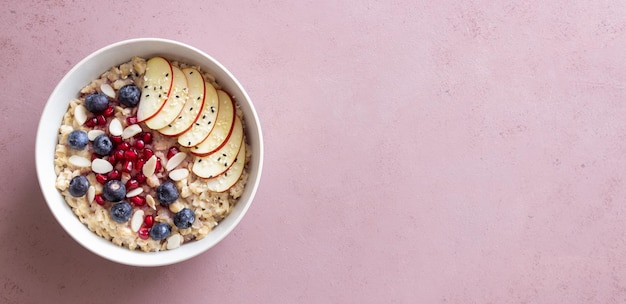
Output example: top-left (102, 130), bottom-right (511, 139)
top-left (84, 93), bottom-right (109, 113)
top-left (110, 201), bottom-right (132, 223)
top-left (149, 223), bottom-right (171, 241)
top-left (67, 130), bottom-right (88, 150)
top-left (173, 208), bottom-right (195, 229)
top-left (118, 84), bottom-right (141, 107)
top-left (155, 182), bottom-right (179, 205)
top-left (102, 180), bottom-right (126, 202)
top-left (93, 134), bottom-right (113, 156)
top-left (68, 175), bottom-right (89, 197)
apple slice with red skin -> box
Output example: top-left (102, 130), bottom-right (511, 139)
top-left (191, 116), bottom-right (243, 178)
top-left (205, 139), bottom-right (246, 192)
top-left (177, 82), bottom-right (219, 147)
top-left (137, 57), bottom-right (174, 122)
top-left (190, 90), bottom-right (235, 156)
top-left (158, 68), bottom-right (205, 137)
top-left (144, 66), bottom-right (188, 130)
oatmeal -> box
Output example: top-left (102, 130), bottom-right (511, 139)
top-left (54, 56), bottom-right (250, 252)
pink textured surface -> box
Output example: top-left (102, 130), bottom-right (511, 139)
top-left (3, 0), bottom-right (626, 302)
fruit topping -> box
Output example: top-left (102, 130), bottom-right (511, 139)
top-left (155, 182), bottom-right (179, 205)
top-left (129, 195), bottom-right (146, 205)
top-left (68, 175), bottom-right (89, 197)
top-left (102, 180), bottom-right (126, 202)
top-left (85, 93), bottom-right (110, 113)
top-left (149, 222), bottom-right (171, 240)
top-left (94, 194), bottom-right (106, 206)
top-left (110, 201), bottom-right (133, 223)
top-left (118, 84), bottom-right (141, 107)
top-left (93, 134), bottom-right (114, 156)
top-left (173, 208), bottom-right (195, 229)
top-left (144, 214), bottom-right (154, 227)
top-left (166, 146), bottom-right (179, 159)
top-left (67, 130), bottom-right (88, 150)
top-left (138, 227), bottom-right (150, 240)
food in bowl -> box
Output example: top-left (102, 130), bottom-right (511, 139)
top-left (54, 56), bottom-right (250, 252)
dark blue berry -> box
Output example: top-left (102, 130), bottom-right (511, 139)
top-left (118, 84), bottom-right (141, 107)
top-left (149, 223), bottom-right (171, 241)
top-left (110, 201), bottom-right (132, 223)
top-left (67, 130), bottom-right (88, 150)
top-left (173, 208), bottom-right (195, 229)
top-left (156, 182), bottom-right (179, 205)
top-left (84, 93), bottom-right (109, 113)
top-left (102, 180), bottom-right (126, 202)
top-left (68, 175), bottom-right (89, 197)
top-left (93, 134), bottom-right (113, 156)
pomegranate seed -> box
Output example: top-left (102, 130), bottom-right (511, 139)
top-left (107, 169), bottom-right (121, 180)
top-left (110, 135), bottom-right (123, 145)
top-left (134, 139), bottom-right (145, 150)
top-left (108, 154), bottom-right (117, 164)
top-left (142, 148), bottom-right (154, 160)
top-left (94, 194), bottom-right (106, 206)
top-left (118, 142), bottom-right (130, 151)
top-left (135, 159), bottom-right (146, 171)
top-left (138, 227), bottom-right (150, 239)
top-left (155, 157), bottom-right (162, 172)
top-left (126, 179), bottom-right (139, 190)
top-left (130, 195), bottom-right (146, 206)
top-left (91, 153), bottom-right (100, 161)
top-left (141, 132), bottom-right (153, 144)
top-left (122, 160), bottom-right (133, 173)
top-left (166, 146), bottom-right (179, 159)
top-left (84, 117), bottom-right (98, 127)
top-left (124, 148), bottom-right (138, 161)
top-left (96, 115), bottom-right (107, 125)
top-left (95, 174), bottom-right (108, 184)
top-left (144, 214), bottom-right (154, 228)
top-left (113, 149), bottom-right (125, 162)
top-left (135, 172), bottom-right (146, 184)
top-left (103, 106), bottom-right (115, 117)
top-left (126, 116), bottom-right (138, 125)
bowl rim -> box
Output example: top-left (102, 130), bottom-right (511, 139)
top-left (36, 37), bottom-right (263, 267)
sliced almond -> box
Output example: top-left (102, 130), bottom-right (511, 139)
top-left (74, 104), bottom-right (88, 126)
top-left (87, 129), bottom-right (105, 141)
top-left (122, 124), bottom-right (142, 139)
top-left (87, 186), bottom-right (95, 203)
top-left (109, 118), bottom-right (123, 136)
top-left (91, 158), bottom-right (113, 174)
top-left (146, 194), bottom-right (157, 210)
top-left (69, 155), bottom-right (91, 167)
top-left (100, 83), bottom-right (116, 98)
top-left (165, 152), bottom-right (187, 171)
top-left (143, 155), bottom-right (157, 177)
top-left (126, 187), bottom-right (144, 198)
top-left (166, 233), bottom-right (183, 250)
top-left (168, 200), bottom-right (184, 213)
top-left (168, 168), bottom-right (189, 181)
top-left (130, 209), bottom-right (145, 232)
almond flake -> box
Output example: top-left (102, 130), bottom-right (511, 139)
top-left (130, 209), bottom-right (145, 232)
top-left (165, 152), bottom-right (187, 171)
top-left (125, 187), bottom-right (144, 198)
top-left (87, 129), bottom-right (105, 141)
top-left (74, 105), bottom-right (88, 126)
top-left (69, 155), bottom-right (91, 167)
top-left (146, 194), bottom-right (157, 210)
top-left (91, 158), bottom-right (113, 174)
top-left (109, 118), bottom-right (123, 136)
top-left (168, 201), bottom-right (184, 213)
top-left (143, 155), bottom-right (157, 177)
top-left (168, 168), bottom-right (189, 181)
top-left (166, 233), bottom-right (183, 250)
top-left (122, 124), bottom-right (142, 139)
top-left (100, 83), bottom-right (116, 98)
top-left (87, 186), bottom-right (95, 203)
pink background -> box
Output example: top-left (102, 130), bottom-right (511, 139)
top-left (2, 0), bottom-right (626, 303)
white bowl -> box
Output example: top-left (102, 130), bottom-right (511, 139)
top-left (36, 38), bottom-right (263, 267)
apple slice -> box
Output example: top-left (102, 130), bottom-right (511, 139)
top-left (144, 66), bottom-right (188, 130)
top-left (206, 139), bottom-right (246, 192)
top-left (158, 68), bottom-right (205, 137)
top-left (191, 116), bottom-right (243, 178)
top-left (190, 90), bottom-right (235, 156)
top-left (177, 82), bottom-right (219, 147)
top-left (137, 57), bottom-right (174, 122)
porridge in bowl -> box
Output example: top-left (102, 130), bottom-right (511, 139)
top-left (54, 56), bottom-right (250, 252)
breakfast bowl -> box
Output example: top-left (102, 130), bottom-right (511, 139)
top-left (35, 38), bottom-right (263, 267)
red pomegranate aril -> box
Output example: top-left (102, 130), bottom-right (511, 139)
top-left (110, 135), bottom-right (123, 145)
top-left (126, 116), bottom-right (138, 125)
top-left (166, 146), bottom-right (179, 159)
top-left (130, 195), bottom-right (146, 206)
top-left (94, 194), bottom-right (106, 206)
top-left (134, 139), bottom-right (145, 150)
top-left (144, 214), bottom-right (154, 228)
top-left (84, 117), bottom-right (98, 127)
top-left (122, 160), bottom-right (134, 173)
top-left (118, 142), bottom-right (131, 151)
top-left (96, 114), bottom-right (107, 125)
top-left (138, 227), bottom-right (150, 240)
top-left (90, 153), bottom-right (100, 161)
top-left (155, 157), bottom-right (162, 172)
top-left (95, 174), bottom-right (108, 184)
top-left (124, 148), bottom-right (138, 161)
top-left (135, 172), bottom-right (146, 184)
top-left (103, 106), bottom-right (115, 117)
top-left (141, 132), bottom-right (153, 144)
top-left (108, 154), bottom-right (116, 164)
top-left (107, 169), bottom-right (121, 180)
top-left (142, 148), bottom-right (154, 160)
top-left (135, 159), bottom-right (146, 171)
top-left (126, 179), bottom-right (139, 190)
